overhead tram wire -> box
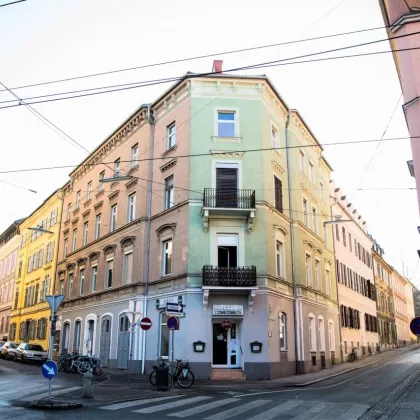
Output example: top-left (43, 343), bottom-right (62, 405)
top-left (1, 31), bottom-right (420, 109)
top-left (0, 0), bottom-right (26, 8)
top-left (0, 135), bottom-right (416, 175)
top-left (0, 23), bottom-right (393, 94)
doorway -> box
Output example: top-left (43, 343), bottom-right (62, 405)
top-left (212, 322), bottom-right (240, 368)
top-left (100, 316), bottom-right (111, 366)
top-left (216, 167), bottom-right (238, 207)
top-left (86, 320), bottom-right (95, 356)
top-left (117, 314), bottom-right (130, 369)
top-left (217, 235), bottom-right (238, 268)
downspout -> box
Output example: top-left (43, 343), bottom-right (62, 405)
top-left (141, 105), bottom-right (155, 374)
top-left (330, 197), bottom-right (344, 363)
top-left (285, 113), bottom-right (303, 374)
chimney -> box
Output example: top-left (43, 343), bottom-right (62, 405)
top-left (212, 60), bottom-right (223, 73)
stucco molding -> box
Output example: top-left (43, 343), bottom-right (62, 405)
top-left (160, 158), bottom-right (177, 173)
top-left (71, 217), bottom-right (79, 225)
top-left (156, 223), bottom-right (177, 238)
top-left (66, 263), bottom-right (75, 271)
top-left (108, 190), bottom-right (120, 201)
top-left (103, 244), bottom-right (117, 255)
top-left (125, 178), bottom-right (138, 190)
top-left (77, 257), bottom-right (87, 266)
top-left (120, 236), bottom-right (136, 246)
top-left (82, 209), bottom-right (91, 219)
top-left (88, 251), bottom-right (100, 261)
top-left (94, 201), bottom-right (104, 210)
top-left (271, 160), bottom-right (285, 176)
top-left (273, 225), bottom-right (289, 236)
top-left (210, 150), bottom-right (244, 158)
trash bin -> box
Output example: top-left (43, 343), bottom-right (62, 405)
top-left (156, 363), bottom-right (169, 390)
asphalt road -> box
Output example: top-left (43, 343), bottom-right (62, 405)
top-left (1, 349), bottom-right (420, 420)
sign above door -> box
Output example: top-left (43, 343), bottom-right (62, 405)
top-left (213, 305), bottom-right (243, 316)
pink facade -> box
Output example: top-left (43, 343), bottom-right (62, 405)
top-left (379, 1), bottom-right (420, 208)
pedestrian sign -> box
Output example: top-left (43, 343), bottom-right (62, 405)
top-left (42, 360), bottom-right (58, 380)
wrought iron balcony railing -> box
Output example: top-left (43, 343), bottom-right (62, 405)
top-left (202, 265), bottom-right (257, 287)
top-left (203, 188), bottom-right (256, 209)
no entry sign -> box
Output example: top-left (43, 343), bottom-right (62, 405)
top-left (140, 317), bottom-right (152, 331)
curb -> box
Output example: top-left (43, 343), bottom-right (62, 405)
top-left (30, 399), bottom-right (83, 410)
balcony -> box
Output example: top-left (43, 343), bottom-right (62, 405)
top-left (202, 188), bottom-right (256, 232)
top-left (202, 265), bottom-right (257, 311)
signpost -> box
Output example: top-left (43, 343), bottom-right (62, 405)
top-left (140, 317), bottom-right (152, 331)
top-left (45, 294), bottom-right (64, 402)
top-left (167, 316), bottom-right (178, 390)
top-left (166, 302), bottom-right (184, 316)
top-left (410, 317), bottom-right (420, 336)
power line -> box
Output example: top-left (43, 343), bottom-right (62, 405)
top-left (0, 81), bottom-right (89, 154)
top-left (303, 0), bottom-right (349, 33)
top-left (1, 31), bottom-right (420, 110)
top-left (0, 0), bottom-right (26, 7)
top-left (0, 24), bottom-right (391, 94)
top-left (0, 135), bottom-right (416, 175)
top-left (0, 179), bottom-right (36, 193)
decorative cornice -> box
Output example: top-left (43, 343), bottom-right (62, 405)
top-left (390, 11), bottom-right (420, 33)
top-left (73, 208), bottom-right (80, 216)
top-left (82, 209), bottom-right (91, 218)
top-left (111, 181), bottom-right (119, 188)
top-left (156, 223), bottom-right (177, 238)
top-left (125, 178), bottom-right (138, 190)
top-left (63, 228), bottom-right (70, 235)
top-left (95, 190), bottom-right (105, 199)
top-left (108, 190), bottom-right (120, 201)
top-left (127, 165), bottom-right (139, 175)
top-left (271, 160), bottom-right (285, 176)
top-left (94, 201), bottom-right (104, 210)
top-left (103, 244), bottom-right (117, 255)
top-left (70, 107), bottom-right (148, 183)
top-left (161, 144), bottom-right (177, 157)
top-left (120, 236), bottom-right (136, 245)
top-left (66, 263), bottom-right (75, 271)
top-left (210, 150), bottom-right (244, 158)
top-left (77, 258), bottom-right (87, 266)
top-left (273, 225), bottom-right (289, 236)
top-left (290, 112), bottom-right (320, 150)
top-left (160, 158), bottom-right (177, 173)
top-left (71, 217), bottom-right (79, 225)
top-left (83, 199), bottom-right (92, 208)
top-left (88, 251), bottom-right (100, 260)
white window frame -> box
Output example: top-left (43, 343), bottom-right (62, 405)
top-left (66, 203), bottom-right (72, 221)
top-left (312, 207), bottom-right (317, 234)
top-left (95, 213), bottom-right (101, 240)
top-left (131, 143), bottom-right (138, 168)
top-left (162, 239), bottom-right (173, 277)
top-left (68, 272), bottom-right (73, 298)
top-left (114, 159), bottom-right (120, 176)
top-left (63, 238), bottom-right (68, 258)
top-left (87, 182), bottom-right (92, 201)
top-left (164, 176), bottom-right (174, 210)
top-left (326, 265), bottom-right (331, 295)
top-left (306, 253), bottom-right (312, 287)
top-left (71, 229), bottom-right (77, 252)
top-left (90, 265), bottom-right (97, 292)
top-left (159, 312), bottom-right (169, 359)
top-left (275, 239), bottom-right (285, 279)
top-left (99, 171), bottom-right (105, 191)
top-left (167, 123), bottom-right (176, 149)
top-left (76, 190), bottom-right (81, 209)
top-left (106, 258), bottom-right (113, 289)
top-left (309, 314), bottom-right (316, 351)
top-left (110, 204), bottom-right (117, 232)
top-left (214, 108), bottom-right (239, 138)
top-left (318, 316), bottom-right (326, 351)
top-left (309, 161), bottom-right (314, 183)
top-left (271, 122), bottom-right (280, 151)
top-left (303, 198), bottom-right (308, 226)
top-left (128, 193), bottom-right (136, 222)
top-left (279, 312), bottom-right (287, 350)
top-left (299, 150), bottom-right (305, 174)
top-left (83, 222), bottom-right (89, 246)
top-left (314, 258), bottom-right (320, 290)
top-left (79, 268), bottom-right (85, 296)
top-left (122, 250), bottom-right (133, 285)
top-left (328, 320), bottom-right (335, 351)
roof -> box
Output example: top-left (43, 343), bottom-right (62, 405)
top-left (0, 218), bottom-right (25, 244)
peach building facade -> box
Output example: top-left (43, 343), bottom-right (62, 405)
top-left (332, 186), bottom-right (379, 358)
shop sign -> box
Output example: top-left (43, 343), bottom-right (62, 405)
top-left (213, 305), bottom-right (243, 316)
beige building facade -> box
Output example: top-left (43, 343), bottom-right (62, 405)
top-left (332, 187), bottom-right (379, 358)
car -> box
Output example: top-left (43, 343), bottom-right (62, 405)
top-left (15, 343), bottom-right (48, 364)
top-left (0, 341), bottom-right (5, 349)
top-left (0, 342), bottom-right (20, 360)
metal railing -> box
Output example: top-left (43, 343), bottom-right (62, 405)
top-left (203, 188), bottom-right (256, 209)
top-left (202, 265), bottom-right (257, 287)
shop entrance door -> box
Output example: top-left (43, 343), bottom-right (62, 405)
top-left (212, 322), bottom-right (240, 368)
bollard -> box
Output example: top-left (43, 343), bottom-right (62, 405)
top-left (82, 371), bottom-right (94, 398)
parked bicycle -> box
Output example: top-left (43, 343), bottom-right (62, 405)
top-left (149, 358), bottom-right (194, 388)
top-left (56, 352), bottom-right (107, 375)
top-left (348, 347), bottom-right (358, 362)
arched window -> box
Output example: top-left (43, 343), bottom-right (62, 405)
top-left (279, 312), bottom-right (287, 350)
top-left (73, 320), bottom-right (81, 353)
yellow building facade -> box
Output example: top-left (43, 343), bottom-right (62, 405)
top-left (9, 191), bottom-right (62, 353)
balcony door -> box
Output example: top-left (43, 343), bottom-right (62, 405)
top-left (216, 167), bottom-right (238, 208)
top-left (217, 235), bottom-right (238, 268)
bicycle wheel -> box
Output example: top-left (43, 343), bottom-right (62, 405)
top-left (176, 369), bottom-right (194, 388)
top-left (78, 361), bottom-right (91, 374)
top-left (149, 369), bottom-right (157, 386)
top-left (93, 365), bottom-right (102, 376)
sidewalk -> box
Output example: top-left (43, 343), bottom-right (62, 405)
top-left (26, 343), bottom-right (420, 408)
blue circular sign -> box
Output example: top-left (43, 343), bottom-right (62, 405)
top-left (167, 316), bottom-right (178, 330)
top-left (410, 317), bottom-right (420, 336)
top-left (42, 360), bottom-right (58, 380)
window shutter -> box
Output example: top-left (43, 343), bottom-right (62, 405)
top-left (274, 177), bottom-right (283, 212)
top-left (216, 168), bottom-right (237, 190)
top-left (336, 260), bottom-right (340, 283)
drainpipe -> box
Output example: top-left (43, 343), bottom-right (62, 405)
top-left (141, 105), bottom-right (155, 374)
top-left (285, 113), bottom-right (303, 374)
top-left (330, 197), bottom-right (344, 363)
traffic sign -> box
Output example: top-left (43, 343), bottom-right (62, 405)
top-left (410, 317), bottom-right (420, 336)
top-left (46, 295), bottom-right (64, 312)
top-left (140, 317), bottom-right (152, 331)
top-left (167, 316), bottom-right (178, 330)
top-left (166, 302), bottom-right (184, 316)
top-left (42, 360), bottom-right (58, 380)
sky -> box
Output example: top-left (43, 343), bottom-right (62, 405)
top-left (0, 0), bottom-right (418, 284)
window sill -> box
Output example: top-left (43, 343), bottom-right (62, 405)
top-left (161, 274), bottom-right (172, 279)
top-left (128, 165), bottom-right (139, 175)
top-left (212, 136), bottom-right (242, 143)
top-left (162, 144), bottom-right (177, 157)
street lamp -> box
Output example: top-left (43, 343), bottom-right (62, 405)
top-left (100, 174), bottom-right (134, 183)
top-left (323, 215), bottom-right (352, 226)
top-left (28, 227), bottom-right (54, 234)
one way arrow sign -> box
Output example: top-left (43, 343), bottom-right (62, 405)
top-left (166, 302), bottom-right (184, 316)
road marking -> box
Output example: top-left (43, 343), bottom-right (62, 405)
top-left (133, 396), bottom-right (212, 414)
top-left (169, 398), bottom-right (237, 417)
top-left (204, 399), bottom-right (270, 420)
top-left (0, 384), bottom-right (48, 396)
top-left (246, 400), bottom-right (303, 420)
top-left (290, 402), bottom-right (333, 419)
top-left (21, 386), bottom-right (81, 401)
top-left (335, 404), bottom-right (369, 419)
top-left (100, 395), bottom-right (182, 410)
